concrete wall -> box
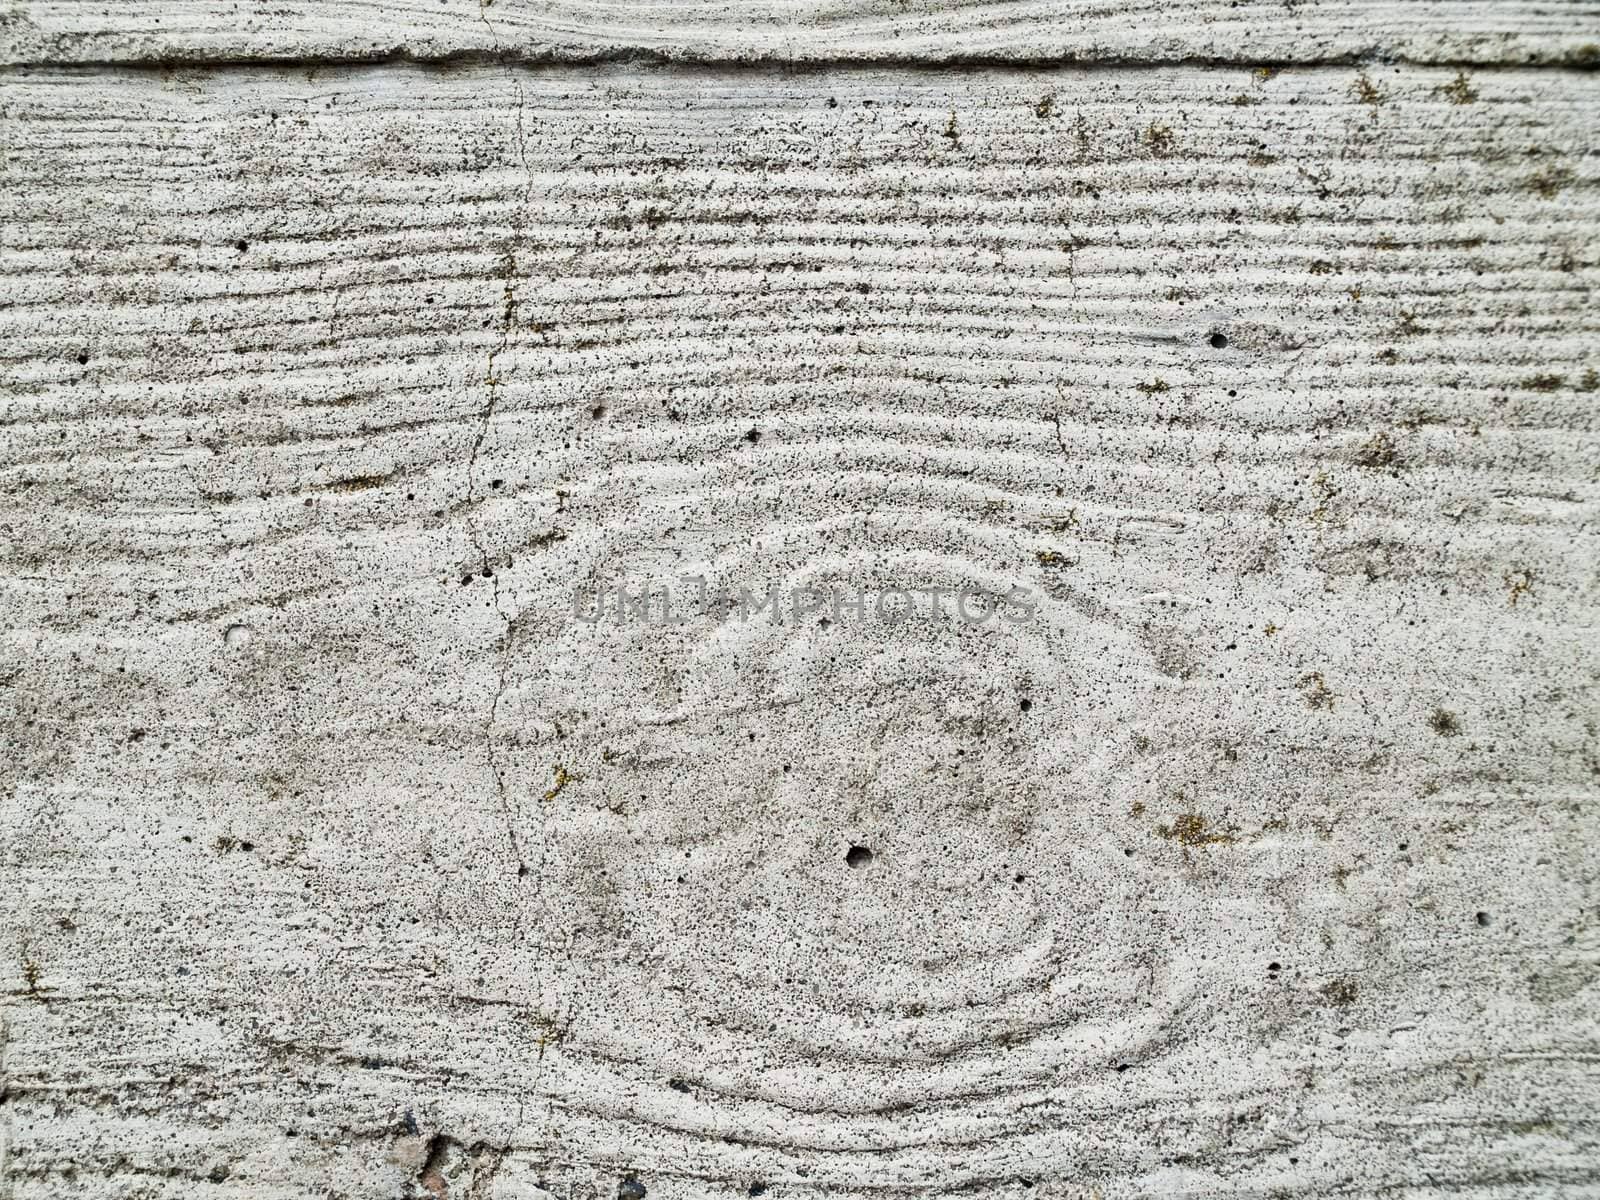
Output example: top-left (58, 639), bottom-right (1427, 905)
top-left (2, 6), bottom-right (1598, 1198)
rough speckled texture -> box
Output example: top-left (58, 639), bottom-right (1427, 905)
top-left (2, 42), bottom-right (1599, 1200)
top-left (5, 0), bottom-right (1600, 65)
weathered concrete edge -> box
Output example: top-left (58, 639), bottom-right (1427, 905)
top-left (3, 43), bottom-right (1600, 73)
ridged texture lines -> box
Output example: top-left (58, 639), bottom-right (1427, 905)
top-left (0, 64), bottom-right (1597, 1198)
top-left (3, 1), bottom-right (1600, 66)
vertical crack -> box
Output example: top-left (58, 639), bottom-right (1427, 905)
top-left (470, 74), bottom-right (532, 874)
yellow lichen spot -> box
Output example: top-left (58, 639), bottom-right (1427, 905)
top-left (1156, 813), bottom-right (1236, 847)
top-left (1143, 123), bottom-right (1175, 157)
top-left (1504, 569), bottom-right (1534, 607)
top-left (544, 764), bottom-right (582, 801)
top-left (1355, 429), bottom-right (1398, 469)
top-left (1308, 471), bottom-right (1345, 528)
top-left (1351, 73), bottom-right (1384, 106)
top-left (1046, 507), bottom-right (1081, 533)
top-left (1438, 72), bottom-right (1479, 105)
top-left (1300, 671), bottom-right (1335, 711)
top-left (1320, 977), bottom-right (1359, 1006)
top-left (942, 110), bottom-right (960, 149)
top-left (521, 1010), bottom-right (568, 1059)
top-left (1527, 165), bottom-right (1574, 199)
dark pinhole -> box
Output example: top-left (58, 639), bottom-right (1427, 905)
top-left (1019, 697), bottom-right (1032, 712)
top-left (845, 844), bottom-right (873, 869)
top-left (667, 1078), bottom-right (690, 1093)
top-left (1476, 911), bottom-right (1491, 926)
top-left (1210, 331), bottom-right (1229, 349)
top-left (236, 240), bottom-right (249, 252)
top-left (1115, 1063), bottom-right (1130, 1073)
top-left (490, 478), bottom-right (503, 489)
top-left (592, 405), bottom-right (606, 419)
top-left (744, 428), bottom-right (761, 444)
top-left (76, 352), bottom-right (89, 366)
top-left (749, 1185), bottom-right (768, 1198)
top-left (517, 864), bottom-right (529, 877)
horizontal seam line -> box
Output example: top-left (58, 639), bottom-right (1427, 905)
top-left (3, 48), bottom-right (1600, 73)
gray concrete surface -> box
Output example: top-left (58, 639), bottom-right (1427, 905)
top-left (4, 1), bottom-right (1600, 65)
top-left (1, 11), bottom-right (1598, 1200)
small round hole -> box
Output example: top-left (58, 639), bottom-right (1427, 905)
top-left (1210, 332), bottom-right (1229, 349)
top-left (1019, 697), bottom-right (1032, 712)
top-left (1476, 911), bottom-right (1491, 927)
top-left (845, 845), bottom-right (873, 869)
